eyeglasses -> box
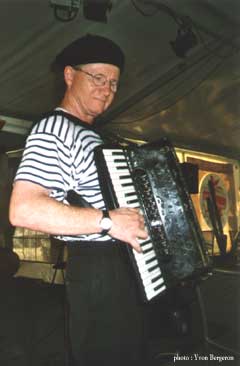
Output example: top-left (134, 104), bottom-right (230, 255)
top-left (73, 67), bottom-right (119, 93)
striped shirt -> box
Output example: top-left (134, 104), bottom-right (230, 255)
top-left (15, 110), bottom-right (111, 242)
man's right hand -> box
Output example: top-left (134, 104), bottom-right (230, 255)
top-left (108, 208), bottom-right (148, 253)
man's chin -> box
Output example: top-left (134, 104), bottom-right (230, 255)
top-left (90, 107), bottom-right (105, 118)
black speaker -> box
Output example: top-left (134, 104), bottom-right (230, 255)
top-left (83, 0), bottom-right (112, 22)
top-left (181, 163), bottom-right (199, 194)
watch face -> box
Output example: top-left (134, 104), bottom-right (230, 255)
top-left (101, 217), bottom-right (112, 231)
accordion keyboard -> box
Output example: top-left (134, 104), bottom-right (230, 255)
top-left (102, 148), bottom-right (166, 301)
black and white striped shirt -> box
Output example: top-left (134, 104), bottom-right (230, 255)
top-left (15, 110), bottom-right (111, 242)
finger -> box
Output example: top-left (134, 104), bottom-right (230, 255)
top-left (137, 228), bottom-right (148, 240)
top-left (138, 223), bottom-right (146, 232)
top-left (129, 207), bottom-right (140, 214)
top-left (139, 217), bottom-right (145, 227)
top-left (129, 239), bottom-right (142, 253)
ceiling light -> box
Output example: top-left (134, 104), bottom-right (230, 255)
top-left (50, 0), bottom-right (81, 22)
top-left (0, 116), bottom-right (32, 135)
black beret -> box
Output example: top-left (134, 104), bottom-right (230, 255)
top-left (53, 34), bottom-right (125, 73)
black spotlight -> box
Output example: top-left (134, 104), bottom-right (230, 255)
top-left (170, 27), bottom-right (198, 58)
top-left (83, 0), bottom-right (112, 22)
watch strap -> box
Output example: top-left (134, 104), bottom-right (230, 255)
top-left (102, 209), bottom-right (110, 219)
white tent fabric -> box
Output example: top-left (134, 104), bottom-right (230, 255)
top-left (0, 0), bottom-right (239, 157)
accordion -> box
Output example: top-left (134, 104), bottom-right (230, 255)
top-left (94, 138), bottom-right (210, 303)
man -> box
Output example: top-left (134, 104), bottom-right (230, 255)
top-left (9, 34), bottom-right (148, 365)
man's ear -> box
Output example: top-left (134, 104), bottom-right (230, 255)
top-left (63, 66), bottom-right (75, 87)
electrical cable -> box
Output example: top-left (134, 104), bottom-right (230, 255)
top-left (117, 32), bottom-right (238, 126)
top-left (192, 24), bottom-right (239, 61)
top-left (131, 0), bottom-right (159, 17)
top-left (131, 1), bottom-right (240, 59)
top-left (109, 53), bottom-right (225, 125)
top-left (98, 0), bottom-right (240, 128)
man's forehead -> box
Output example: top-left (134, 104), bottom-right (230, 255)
top-left (77, 62), bottom-right (119, 68)
top-left (76, 63), bottom-right (120, 76)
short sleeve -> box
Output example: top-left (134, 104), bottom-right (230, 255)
top-left (15, 132), bottom-right (72, 192)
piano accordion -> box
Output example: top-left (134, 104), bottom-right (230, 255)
top-left (95, 138), bottom-right (210, 303)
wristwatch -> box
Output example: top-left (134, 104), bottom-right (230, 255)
top-left (99, 210), bottom-right (112, 235)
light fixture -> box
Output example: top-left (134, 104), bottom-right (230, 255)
top-left (0, 119), bottom-right (5, 130)
top-left (50, 0), bottom-right (81, 22)
top-left (83, 0), bottom-right (112, 23)
top-left (170, 26), bottom-right (198, 58)
top-left (0, 115), bottom-right (32, 135)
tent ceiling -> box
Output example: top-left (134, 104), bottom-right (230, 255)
top-left (0, 0), bottom-right (240, 158)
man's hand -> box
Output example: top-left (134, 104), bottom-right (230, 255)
top-left (108, 208), bottom-right (148, 253)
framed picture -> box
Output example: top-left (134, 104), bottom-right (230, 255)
top-left (186, 157), bottom-right (238, 255)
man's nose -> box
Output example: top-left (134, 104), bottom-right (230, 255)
top-left (101, 81), bottom-right (112, 95)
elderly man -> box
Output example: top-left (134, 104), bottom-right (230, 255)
top-left (9, 34), bottom-right (148, 366)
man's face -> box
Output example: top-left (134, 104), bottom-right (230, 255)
top-left (66, 63), bottom-right (120, 123)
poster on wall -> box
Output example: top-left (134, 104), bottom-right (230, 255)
top-left (186, 157), bottom-right (238, 255)
top-left (200, 173), bottom-right (229, 229)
